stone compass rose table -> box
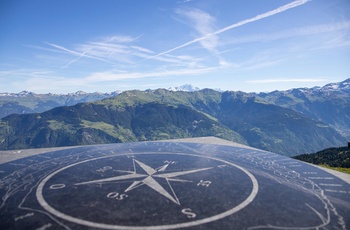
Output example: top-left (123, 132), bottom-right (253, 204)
top-left (0, 138), bottom-right (349, 229)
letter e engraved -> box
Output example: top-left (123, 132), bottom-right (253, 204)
top-left (107, 192), bottom-right (128, 200)
top-left (182, 208), bottom-right (196, 219)
top-left (197, 180), bottom-right (211, 187)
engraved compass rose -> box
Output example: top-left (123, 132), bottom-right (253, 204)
top-left (2, 141), bottom-right (349, 230)
top-left (36, 152), bottom-right (258, 229)
top-left (75, 158), bottom-right (213, 205)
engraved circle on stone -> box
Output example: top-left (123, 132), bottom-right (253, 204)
top-left (36, 152), bottom-right (258, 229)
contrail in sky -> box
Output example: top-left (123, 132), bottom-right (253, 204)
top-left (151, 0), bottom-right (310, 59)
top-left (61, 48), bottom-right (92, 69)
top-left (46, 42), bottom-right (114, 67)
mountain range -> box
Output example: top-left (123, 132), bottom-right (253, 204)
top-left (0, 90), bottom-right (121, 119)
top-left (0, 79), bottom-right (349, 156)
top-left (0, 84), bottom-right (201, 119)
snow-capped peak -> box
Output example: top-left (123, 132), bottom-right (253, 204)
top-left (74, 90), bottom-right (88, 95)
top-left (320, 78), bottom-right (350, 92)
top-left (167, 84), bottom-right (200, 92)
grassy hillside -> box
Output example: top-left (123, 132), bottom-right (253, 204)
top-left (0, 100), bottom-right (245, 150)
top-left (0, 89), bottom-right (346, 156)
top-left (293, 147), bottom-right (350, 168)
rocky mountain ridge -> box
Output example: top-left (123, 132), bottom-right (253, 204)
top-left (0, 84), bottom-right (204, 118)
top-left (0, 79), bottom-right (349, 156)
top-left (1, 81), bottom-right (348, 156)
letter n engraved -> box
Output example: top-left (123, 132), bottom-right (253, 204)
top-left (197, 180), bottom-right (211, 187)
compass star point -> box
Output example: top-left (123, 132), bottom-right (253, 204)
top-left (134, 159), bottom-right (157, 175)
top-left (76, 158), bottom-right (213, 205)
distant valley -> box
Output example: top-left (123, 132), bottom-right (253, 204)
top-left (0, 80), bottom-right (349, 156)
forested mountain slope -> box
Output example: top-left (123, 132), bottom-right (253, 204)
top-left (258, 78), bottom-right (350, 139)
top-left (293, 147), bottom-right (350, 168)
top-left (0, 88), bottom-right (346, 156)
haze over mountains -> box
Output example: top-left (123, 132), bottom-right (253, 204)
top-left (0, 79), bottom-right (349, 156)
top-left (0, 84), bottom-right (202, 119)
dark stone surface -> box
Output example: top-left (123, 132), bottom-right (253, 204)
top-left (0, 140), bottom-right (349, 229)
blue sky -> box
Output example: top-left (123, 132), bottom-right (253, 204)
top-left (1, 0), bottom-right (349, 93)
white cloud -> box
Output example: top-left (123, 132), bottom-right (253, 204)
top-left (103, 35), bottom-right (138, 43)
top-left (1, 64), bottom-right (222, 93)
top-left (151, 0), bottom-right (310, 59)
top-left (43, 35), bottom-right (145, 69)
top-left (176, 8), bottom-right (218, 53)
top-left (178, 0), bottom-right (194, 3)
top-left (45, 42), bottom-right (115, 67)
top-left (41, 34), bottom-right (205, 70)
top-left (312, 30), bottom-right (350, 50)
top-left (175, 8), bottom-right (233, 66)
top-left (0, 69), bottom-right (56, 78)
top-left (213, 0), bottom-right (309, 35)
top-left (131, 46), bottom-right (155, 54)
top-left (239, 53), bottom-right (285, 70)
top-left (225, 21), bottom-right (350, 45)
top-left (246, 78), bottom-right (328, 84)
top-left (85, 67), bottom-right (218, 82)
